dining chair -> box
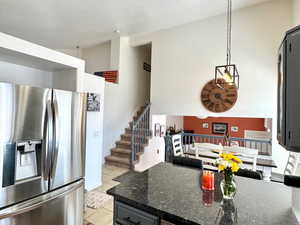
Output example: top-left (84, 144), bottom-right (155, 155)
top-left (172, 134), bottom-right (185, 157)
top-left (194, 142), bottom-right (223, 151)
top-left (223, 146), bottom-right (258, 171)
top-left (236, 169), bottom-right (263, 180)
top-left (284, 152), bottom-right (300, 176)
top-left (284, 175), bottom-right (300, 187)
top-left (192, 142), bottom-right (223, 170)
top-left (172, 156), bottom-right (203, 169)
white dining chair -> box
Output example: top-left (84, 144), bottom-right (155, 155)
top-left (191, 143), bottom-right (223, 170)
top-left (284, 152), bottom-right (300, 175)
top-left (223, 146), bottom-right (258, 171)
top-left (194, 142), bottom-right (224, 152)
top-left (172, 134), bottom-right (184, 157)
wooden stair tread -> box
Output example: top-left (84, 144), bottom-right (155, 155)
top-left (111, 148), bottom-right (131, 154)
top-left (105, 155), bottom-right (130, 165)
top-left (116, 140), bottom-right (147, 147)
top-left (116, 140), bottom-right (131, 145)
top-left (122, 133), bottom-right (151, 137)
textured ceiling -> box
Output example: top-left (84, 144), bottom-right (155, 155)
top-left (0, 0), bottom-right (272, 49)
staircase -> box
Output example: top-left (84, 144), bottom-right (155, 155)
top-left (105, 104), bottom-right (151, 169)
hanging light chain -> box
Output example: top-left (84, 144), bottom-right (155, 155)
top-left (226, 0), bottom-right (232, 66)
top-left (215, 0), bottom-right (239, 89)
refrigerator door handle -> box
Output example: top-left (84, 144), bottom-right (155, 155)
top-left (43, 99), bottom-right (54, 181)
top-left (0, 180), bottom-right (83, 219)
top-left (50, 92), bottom-right (60, 181)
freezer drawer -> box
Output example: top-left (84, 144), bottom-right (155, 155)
top-left (0, 180), bottom-right (84, 225)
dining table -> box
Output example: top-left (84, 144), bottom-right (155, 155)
top-left (185, 143), bottom-right (277, 181)
top-left (107, 162), bottom-right (299, 225)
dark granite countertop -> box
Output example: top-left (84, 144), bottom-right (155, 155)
top-left (107, 163), bottom-right (299, 225)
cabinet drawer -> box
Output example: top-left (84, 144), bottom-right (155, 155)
top-left (161, 220), bottom-right (175, 225)
top-left (115, 201), bottom-right (159, 225)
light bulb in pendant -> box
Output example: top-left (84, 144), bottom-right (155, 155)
top-left (223, 69), bottom-right (233, 84)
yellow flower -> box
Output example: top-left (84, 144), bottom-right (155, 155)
top-left (231, 162), bottom-right (239, 173)
top-left (232, 155), bottom-right (242, 163)
top-left (221, 153), bottom-right (233, 161)
top-left (218, 164), bottom-right (225, 171)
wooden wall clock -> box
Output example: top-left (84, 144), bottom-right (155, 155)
top-left (201, 79), bottom-right (238, 113)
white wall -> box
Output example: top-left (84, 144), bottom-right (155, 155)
top-left (52, 69), bottom-right (77, 91)
top-left (0, 61), bottom-right (52, 88)
top-left (166, 115), bottom-right (183, 131)
top-left (132, 0), bottom-right (292, 117)
top-left (81, 73), bottom-right (105, 191)
top-left (0, 61), bottom-right (80, 92)
top-left (293, 0), bottom-right (300, 26)
top-left (83, 37), bottom-right (151, 162)
top-left (81, 41), bottom-right (111, 74)
top-left (130, 0), bottom-right (293, 173)
top-left (103, 38), bottom-right (151, 160)
top-left (137, 45), bottom-right (151, 102)
top-left (57, 49), bottom-right (81, 58)
top-left (110, 38), bottom-right (121, 70)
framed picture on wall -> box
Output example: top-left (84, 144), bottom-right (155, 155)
top-left (231, 126), bottom-right (238, 132)
top-left (154, 123), bottom-right (161, 136)
top-left (202, 123), bottom-right (209, 129)
top-left (212, 123), bottom-right (228, 135)
top-left (87, 93), bottom-right (100, 112)
top-left (160, 125), bottom-right (166, 137)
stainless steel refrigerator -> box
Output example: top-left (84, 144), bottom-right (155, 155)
top-left (0, 82), bottom-right (87, 225)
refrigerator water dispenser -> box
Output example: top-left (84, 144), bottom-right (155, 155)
top-left (15, 140), bottom-right (41, 183)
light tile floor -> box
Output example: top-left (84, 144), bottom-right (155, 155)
top-left (84, 165), bottom-right (129, 225)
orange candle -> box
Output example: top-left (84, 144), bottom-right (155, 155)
top-left (201, 171), bottom-right (215, 191)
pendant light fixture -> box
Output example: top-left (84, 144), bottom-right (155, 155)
top-left (215, 0), bottom-right (239, 88)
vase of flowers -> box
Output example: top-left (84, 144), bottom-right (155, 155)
top-left (216, 153), bottom-right (242, 199)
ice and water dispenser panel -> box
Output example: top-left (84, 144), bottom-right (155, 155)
top-left (16, 140), bottom-right (41, 182)
top-left (2, 140), bottom-right (42, 187)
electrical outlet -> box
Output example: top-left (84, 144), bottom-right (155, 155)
top-left (157, 149), bottom-right (159, 154)
top-left (94, 131), bottom-right (100, 137)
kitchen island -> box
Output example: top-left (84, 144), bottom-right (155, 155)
top-left (107, 163), bottom-right (300, 225)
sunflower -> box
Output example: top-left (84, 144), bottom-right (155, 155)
top-left (231, 162), bottom-right (239, 173)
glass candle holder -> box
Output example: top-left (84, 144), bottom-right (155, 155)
top-left (202, 190), bottom-right (214, 206)
top-left (201, 170), bottom-right (215, 191)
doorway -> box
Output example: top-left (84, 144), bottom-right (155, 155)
top-left (135, 43), bottom-right (151, 104)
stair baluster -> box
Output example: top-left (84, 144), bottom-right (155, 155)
top-left (131, 103), bottom-right (151, 168)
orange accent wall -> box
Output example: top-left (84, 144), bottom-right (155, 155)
top-left (183, 116), bottom-right (266, 138)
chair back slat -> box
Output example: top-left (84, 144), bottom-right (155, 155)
top-left (223, 146), bottom-right (258, 171)
top-left (172, 134), bottom-right (183, 157)
top-left (284, 152), bottom-right (300, 175)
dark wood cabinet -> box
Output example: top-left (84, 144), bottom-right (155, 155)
top-left (278, 26), bottom-right (300, 152)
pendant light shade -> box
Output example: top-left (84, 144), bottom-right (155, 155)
top-left (215, 0), bottom-right (239, 89)
top-left (215, 64), bottom-right (239, 88)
